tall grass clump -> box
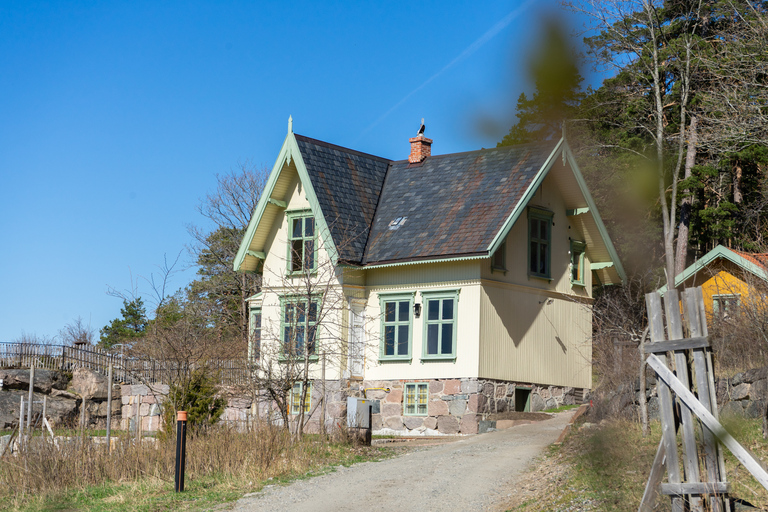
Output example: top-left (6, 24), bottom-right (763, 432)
top-left (0, 424), bottom-right (378, 511)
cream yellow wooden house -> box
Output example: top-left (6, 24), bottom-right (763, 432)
top-left (234, 120), bottom-right (624, 434)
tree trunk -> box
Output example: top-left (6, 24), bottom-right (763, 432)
top-left (733, 161), bottom-right (743, 204)
top-left (675, 115), bottom-right (698, 276)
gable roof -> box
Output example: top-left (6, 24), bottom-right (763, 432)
top-left (294, 134), bottom-right (390, 263)
top-left (659, 245), bottom-right (768, 294)
top-left (235, 122), bottom-right (625, 284)
top-left (362, 141), bottom-right (556, 265)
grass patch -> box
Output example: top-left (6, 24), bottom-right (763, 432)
top-left (508, 416), bottom-right (768, 511)
top-left (1, 426), bottom-right (392, 511)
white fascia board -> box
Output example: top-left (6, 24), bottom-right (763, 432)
top-left (486, 138), bottom-right (564, 256)
top-left (563, 142), bottom-right (627, 284)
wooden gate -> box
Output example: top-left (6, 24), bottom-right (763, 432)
top-left (640, 287), bottom-right (768, 512)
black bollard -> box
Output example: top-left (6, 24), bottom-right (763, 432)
top-left (175, 411), bottom-right (187, 492)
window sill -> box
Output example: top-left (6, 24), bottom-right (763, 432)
top-left (571, 280), bottom-right (585, 287)
top-left (278, 355), bottom-right (320, 363)
top-left (403, 413), bottom-right (428, 417)
top-left (528, 273), bottom-right (553, 282)
top-left (285, 270), bottom-right (318, 278)
top-left (378, 357), bottom-right (412, 364)
top-left (420, 356), bottom-right (457, 363)
top-left (490, 266), bottom-right (507, 275)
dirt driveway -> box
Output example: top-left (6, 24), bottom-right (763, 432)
top-left (228, 409), bottom-right (575, 512)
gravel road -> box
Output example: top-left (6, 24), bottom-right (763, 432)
top-left (228, 410), bottom-right (575, 512)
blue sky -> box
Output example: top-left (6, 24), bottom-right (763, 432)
top-left (0, 0), bottom-right (588, 343)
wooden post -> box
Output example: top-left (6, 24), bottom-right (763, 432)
top-left (27, 363), bottom-right (34, 437)
top-left (106, 364), bottom-right (113, 452)
top-left (42, 396), bottom-right (47, 434)
top-left (645, 292), bottom-right (684, 512)
top-left (19, 397), bottom-right (24, 447)
top-left (321, 353), bottom-right (327, 436)
top-left (664, 290), bottom-right (704, 512)
top-left (135, 395), bottom-right (141, 441)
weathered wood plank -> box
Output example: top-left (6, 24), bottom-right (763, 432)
top-left (639, 439), bottom-right (667, 512)
top-left (645, 292), bottom-right (684, 512)
top-left (648, 353), bottom-right (768, 490)
top-left (660, 482), bottom-right (730, 495)
top-left (683, 289), bottom-right (725, 512)
top-left (665, 289), bottom-right (704, 512)
top-left (643, 336), bottom-right (709, 353)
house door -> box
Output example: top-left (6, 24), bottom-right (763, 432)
top-left (348, 302), bottom-right (365, 378)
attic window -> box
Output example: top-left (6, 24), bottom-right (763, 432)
top-left (287, 211), bottom-right (316, 274)
top-left (388, 216), bottom-right (407, 231)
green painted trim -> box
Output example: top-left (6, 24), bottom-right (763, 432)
top-left (566, 208), bottom-right (590, 216)
top-left (486, 138), bottom-right (564, 256)
top-left (267, 198), bottom-right (287, 208)
top-left (528, 208), bottom-right (553, 280)
top-left (570, 240), bottom-right (586, 286)
top-left (279, 295), bottom-right (321, 360)
top-left (403, 382), bottom-right (429, 416)
top-left (247, 250), bottom-right (266, 259)
top-left (234, 131), bottom-right (295, 272)
top-left (658, 245), bottom-right (768, 295)
top-left (378, 291), bottom-right (415, 362)
top-left (562, 142), bottom-right (626, 284)
top-left (420, 289), bottom-right (460, 362)
top-left (590, 262), bottom-right (614, 270)
top-left (248, 306), bottom-right (262, 362)
top-left (234, 130), bottom-right (340, 272)
top-left (245, 291), bottom-right (263, 302)
top-left (490, 237), bottom-right (507, 273)
top-left (363, 253), bottom-right (488, 270)
top-left (285, 209), bottom-right (318, 276)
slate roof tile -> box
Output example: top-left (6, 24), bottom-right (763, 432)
top-left (295, 134), bottom-right (557, 266)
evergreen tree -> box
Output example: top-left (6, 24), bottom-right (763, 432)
top-left (99, 298), bottom-right (148, 350)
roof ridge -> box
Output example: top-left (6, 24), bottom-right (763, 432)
top-left (294, 133), bottom-right (392, 163)
top-left (387, 139), bottom-right (559, 164)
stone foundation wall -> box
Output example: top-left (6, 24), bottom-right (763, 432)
top-left (362, 378), bottom-right (583, 436)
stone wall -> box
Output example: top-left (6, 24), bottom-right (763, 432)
top-left (361, 378), bottom-right (583, 436)
top-left (717, 366), bottom-right (768, 419)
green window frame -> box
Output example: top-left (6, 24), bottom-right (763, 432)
top-left (248, 306), bottom-right (261, 362)
top-left (280, 296), bottom-right (320, 360)
top-left (570, 240), bottom-right (586, 286)
top-left (528, 208), bottom-right (553, 279)
top-left (403, 382), bottom-right (428, 416)
top-left (421, 290), bottom-right (459, 361)
top-left (491, 237), bottom-right (506, 273)
top-left (379, 292), bottom-right (415, 362)
top-left (286, 210), bottom-right (317, 274)
top-left (289, 382), bottom-right (311, 415)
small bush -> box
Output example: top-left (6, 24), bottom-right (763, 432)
top-left (162, 369), bottom-right (226, 435)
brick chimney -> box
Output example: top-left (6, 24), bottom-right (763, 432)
top-left (409, 135), bottom-right (432, 164)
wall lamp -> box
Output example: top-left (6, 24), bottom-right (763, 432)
top-left (414, 303), bottom-right (422, 318)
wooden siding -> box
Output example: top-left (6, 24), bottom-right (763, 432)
top-left (480, 170), bottom-right (591, 301)
top-left (479, 281), bottom-right (592, 388)
top-left (365, 260), bottom-right (481, 288)
top-left (682, 263), bottom-right (755, 320)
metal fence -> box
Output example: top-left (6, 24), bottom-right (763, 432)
top-left (0, 343), bottom-right (253, 387)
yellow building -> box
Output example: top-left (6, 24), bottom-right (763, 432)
top-left (663, 245), bottom-right (768, 320)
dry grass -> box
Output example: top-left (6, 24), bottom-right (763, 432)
top-left (506, 417), bottom-right (768, 512)
top-left (0, 425), bottom-right (386, 511)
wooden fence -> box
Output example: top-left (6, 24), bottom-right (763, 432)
top-left (0, 343), bottom-right (253, 387)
